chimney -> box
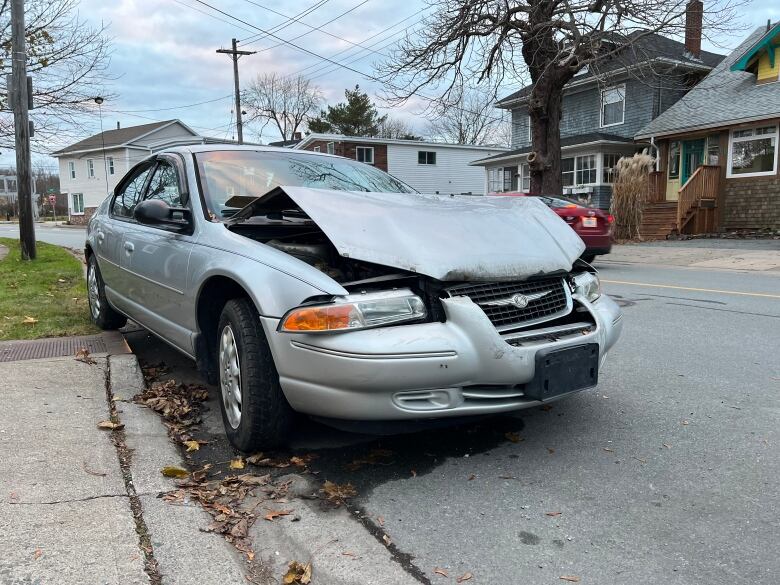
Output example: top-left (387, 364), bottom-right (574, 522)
top-left (685, 0), bottom-right (703, 59)
top-left (116, 121), bottom-right (121, 130)
top-left (293, 131), bottom-right (302, 141)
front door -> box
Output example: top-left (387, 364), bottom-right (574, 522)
top-left (119, 158), bottom-right (195, 353)
top-left (681, 139), bottom-right (705, 185)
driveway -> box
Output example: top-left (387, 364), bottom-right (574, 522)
top-left (123, 242), bottom-right (780, 585)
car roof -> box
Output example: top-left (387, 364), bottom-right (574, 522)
top-left (161, 144), bottom-right (340, 158)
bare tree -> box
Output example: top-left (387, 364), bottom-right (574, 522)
top-left (377, 115), bottom-right (418, 139)
top-left (381, 0), bottom-right (742, 193)
top-left (243, 73), bottom-right (323, 142)
top-left (426, 81), bottom-right (509, 145)
top-left (0, 0), bottom-right (112, 149)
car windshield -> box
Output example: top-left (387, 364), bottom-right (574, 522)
top-left (195, 150), bottom-right (415, 218)
top-left (535, 195), bottom-right (583, 208)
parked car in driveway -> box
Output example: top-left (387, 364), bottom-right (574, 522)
top-left (86, 146), bottom-right (623, 452)
top-left (489, 193), bottom-right (614, 262)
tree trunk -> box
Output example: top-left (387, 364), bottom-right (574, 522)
top-left (528, 79), bottom-right (564, 195)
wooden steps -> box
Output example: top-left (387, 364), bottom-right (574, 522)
top-left (639, 201), bottom-right (677, 240)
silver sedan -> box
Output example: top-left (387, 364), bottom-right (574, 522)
top-left (85, 145), bottom-right (622, 452)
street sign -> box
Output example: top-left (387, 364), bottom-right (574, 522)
top-left (47, 188), bottom-right (56, 193)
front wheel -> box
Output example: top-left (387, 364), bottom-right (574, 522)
top-left (87, 255), bottom-right (127, 330)
top-left (217, 298), bottom-right (294, 452)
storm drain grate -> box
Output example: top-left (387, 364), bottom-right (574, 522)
top-left (0, 335), bottom-right (108, 363)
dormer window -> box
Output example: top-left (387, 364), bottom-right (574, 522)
top-left (600, 85), bottom-right (625, 127)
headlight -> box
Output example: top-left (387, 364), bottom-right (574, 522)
top-left (572, 272), bottom-right (601, 302)
top-left (279, 289), bottom-right (427, 333)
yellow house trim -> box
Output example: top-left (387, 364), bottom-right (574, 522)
top-left (757, 47), bottom-right (780, 82)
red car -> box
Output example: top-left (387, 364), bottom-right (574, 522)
top-left (489, 193), bottom-right (614, 262)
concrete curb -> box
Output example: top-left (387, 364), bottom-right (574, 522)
top-left (109, 353), bottom-right (248, 584)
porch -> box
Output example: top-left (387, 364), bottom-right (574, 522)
top-left (642, 164), bottom-right (720, 239)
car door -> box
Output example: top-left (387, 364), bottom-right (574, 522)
top-left (97, 162), bottom-right (155, 297)
top-left (119, 156), bottom-right (196, 353)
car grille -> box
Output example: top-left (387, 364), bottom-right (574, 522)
top-left (445, 277), bottom-right (571, 331)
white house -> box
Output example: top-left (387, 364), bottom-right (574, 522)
top-left (52, 119), bottom-right (207, 223)
top-left (294, 133), bottom-right (507, 195)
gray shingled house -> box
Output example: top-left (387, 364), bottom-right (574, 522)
top-left (636, 22), bottom-right (780, 235)
top-left (471, 0), bottom-right (724, 211)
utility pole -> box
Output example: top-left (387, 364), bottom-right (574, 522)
top-left (11, 0), bottom-right (36, 259)
top-left (216, 39), bottom-right (255, 145)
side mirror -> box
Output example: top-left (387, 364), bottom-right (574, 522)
top-left (133, 199), bottom-right (192, 233)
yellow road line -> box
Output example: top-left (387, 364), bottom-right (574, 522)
top-left (601, 279), bottom-right (780, 299)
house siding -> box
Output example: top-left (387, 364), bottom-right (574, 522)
top-left (757, 47), bottom-right (780, 83)
top-left (300, 140), bottom-right (388, 171)
top-left (386, 144), bottom-right (498, 195)
top-left (58, 147), bottom-right (132, 213)
top-left (722, 175), bottom-right (780, 230)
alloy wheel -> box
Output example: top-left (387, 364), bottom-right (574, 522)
top-left (88, 264), bottom-right (101, 320)
top-left (219, 324), bottom-right (242, 429)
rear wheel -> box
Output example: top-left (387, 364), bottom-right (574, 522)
top-left (217, 298), bottom-right (294, 452)
top-left (87, 255), bottom-right (127, 330)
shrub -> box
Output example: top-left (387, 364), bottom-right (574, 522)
top-left (610, 152), bottom-right (655, 240)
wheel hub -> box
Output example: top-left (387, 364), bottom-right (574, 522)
top-left (88, 264), bottom-right (101, 320)
top-left (219, 325), bottom-right (242, 429)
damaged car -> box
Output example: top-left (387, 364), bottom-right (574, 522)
top-left (85, 146), bottom-right (623, 452)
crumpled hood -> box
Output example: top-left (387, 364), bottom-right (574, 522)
top-left (265, 187), bottom-right (585, 281)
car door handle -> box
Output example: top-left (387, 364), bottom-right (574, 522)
top-left (123, 242), bottom-right (134, 253)
top-left (97, 231), bottom-right (105, 243)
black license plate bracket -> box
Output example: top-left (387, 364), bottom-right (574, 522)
top-left (525, 343), bottom-right (599, 401)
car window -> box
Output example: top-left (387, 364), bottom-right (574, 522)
top-left (144, 162), bottom-right (182, 207)
top-left (111, 165), bottom-right (153, 219)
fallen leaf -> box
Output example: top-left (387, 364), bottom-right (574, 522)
top-left (229, 457), bottom-right (245, 470)
top-left (434, 567), bottom-right (449, 577)
top-left (383, 534), bottom-right (392, 546)
top-left (183, 440), bottom-right (200, 452)
top-left (457, 572), bottom-right (473, 582)
top-left (505, 431), bottom-right (523, 443)
top-left (322, 480), bottom-right (357, 503)
top-left (468, 474), bottom-right (476, 481)
top-left (546, 511), bottom-right (562, 517)
top-left (547, 447), bottom-right (556, 454)
top-left (161, 465), bottom-right (189, 478)
top-left (247, 551), bottom-right (255, 561)
top-left (229, 518), bottom-right (248, 538)
top-left (33, 548), bottom-right (43, 560)
top-left (682, 420), bottom-right (689, 426)
top-left (341, 551), bottom-right (357, 558)
top-left (82, 461), bottom-right (107, 477)
top-left (75, 348), bottom-right (96, 365)
top-left (662, 443), bottom-right (672, 449)
top-left (603, 448), bottom-right (614, 453)
top-left (22, 316), bottom-right (38, 324)
top-left (282, 560), bottom-right (312, 584)
top-left (245, 452), bottom-right (265, 464)
top-left (560, 576), bottom-right (581, 583)
top-left (377, 515), bottom-right (385, 527)
top-left (97, 420), bottom-right (124, 431)
top-left (264, 508), bottom-right (293, 521)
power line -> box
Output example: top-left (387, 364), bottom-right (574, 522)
top-left (237, 0), bottom-right (331, 44)
top-left (172, 0), bottom-right (257, 35)
top-left (238, 0), bottom-right (373, 54)
top-left (113, 94), bottom-right (233, 113)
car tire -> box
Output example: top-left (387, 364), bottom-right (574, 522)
top-left (216, 298), bottom-right (294, 452)
top-left (87, 255), bottom-right (127, 330)
top-left (581, 253), bottom-right (596, 264)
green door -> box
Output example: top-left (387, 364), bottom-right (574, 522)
top-left (681, 139), bottom-right (705, 185)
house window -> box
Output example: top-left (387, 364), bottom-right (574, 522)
top-left (418, 151), bottom-right (436, 165)
top-left (706, 135), bottom-right (720, 165)
top-left (326, 142), bottom-right (335, 154)
top-left (520, 163), bottom-right (530, 192)
top-left (68, 161), bottom-right (76, 179)
top-left (505, 168), bottom-right (516, 191)
top-left (727, 124), bottom-right (778, 178)
top-left (600, 85), bottom-right (625, 127)
top-left (668, 141), bottom-right (681, 179)
top-left (313, 146), bottom-right (321, 152)
top-left (108, 157), bottom-right (115, 175)
top-left (356, 146), bottom-right (374, 164)
top-left (561, 158), bottom-right (575, 187)
top-left (488, 167), bottom-right (503, 192)
top-left (71, 193), bottom-right (84, 214)
top-left (576, 155), bottom-right (597, 184)
top-left (87, 159), bottom-right (95, 178)
top-left (602, 154), bottom-right (621, 183)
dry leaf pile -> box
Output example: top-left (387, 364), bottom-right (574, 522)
top-left (133, 378), bottom-right (209, 443)
top-left (283, 560), bottom-right (312, 584)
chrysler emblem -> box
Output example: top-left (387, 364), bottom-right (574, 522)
top-left (478, 290), bottom-right (552, 308)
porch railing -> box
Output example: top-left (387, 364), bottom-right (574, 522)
top-left (647, 171), bottom-right (666, 204)
top-left (677, 165), bottom-right (720, 230)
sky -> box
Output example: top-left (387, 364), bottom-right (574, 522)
top-left (6, 0), bottom-right (779, 172)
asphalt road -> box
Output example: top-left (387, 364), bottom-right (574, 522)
top-left (124, 255), bottom-right (780, 585)
top-left (0, 223), bottom-right (86, 249)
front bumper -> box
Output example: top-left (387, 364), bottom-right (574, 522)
top-left (263, 294), bottom-right (623, 420)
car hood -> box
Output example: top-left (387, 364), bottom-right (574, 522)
top-left (249, 186), bottom-right (585, 281)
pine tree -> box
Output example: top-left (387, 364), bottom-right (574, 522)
top-left (307, 85), bottom-right (387, 136)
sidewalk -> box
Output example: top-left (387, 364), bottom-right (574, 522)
top-left (0, 334), bottom-right (245, 584)
top-left (601, 239), bottom-right (780, 271)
